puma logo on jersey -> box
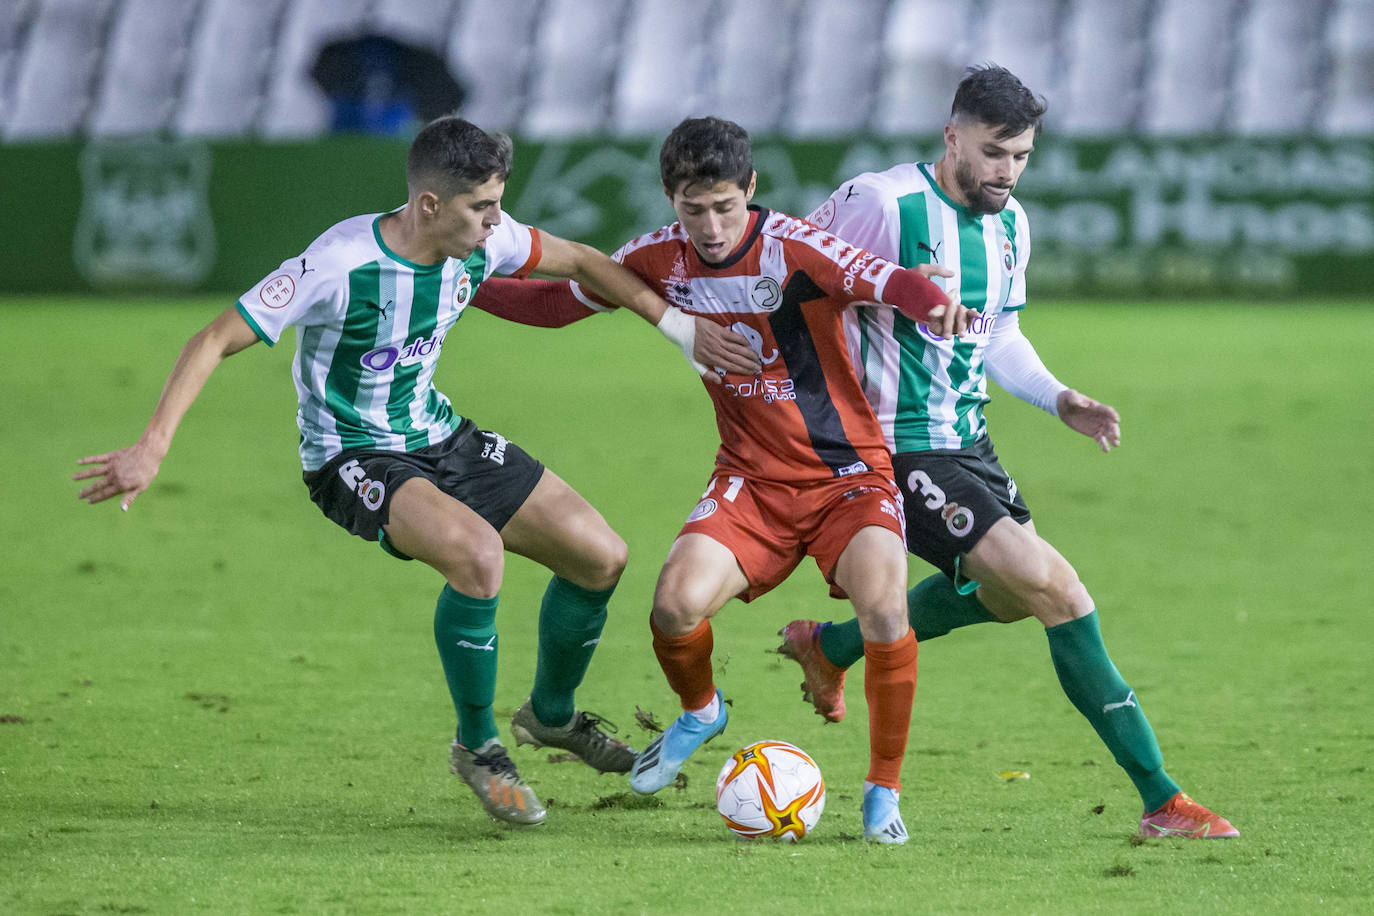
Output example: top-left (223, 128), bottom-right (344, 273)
top-left (455, 636), bottom-right (496, 652)
top-left (299, 257), bottom-right (315, 277)
top-left (365, 299), bottom-right (393, 318)
top-left (844, 184), bottom-right (859, 201)
top-left (917, 241), bottom-right (942, 262)
top-left (1103, 691), bottom-right (1136, 713)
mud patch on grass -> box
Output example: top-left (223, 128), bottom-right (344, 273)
top-left (185, 692), bottom-right (232, 712)
top-left (591, 792), bottom-right (664, 811)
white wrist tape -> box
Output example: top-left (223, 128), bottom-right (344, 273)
top-left (656, 306), bottom-right (709, 375)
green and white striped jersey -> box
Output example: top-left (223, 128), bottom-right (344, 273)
top-left (809, 162), bottom-right (1030, 452)
top-left (236, 209), bottom-right (539, 471)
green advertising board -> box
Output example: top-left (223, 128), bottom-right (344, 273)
top-left (2, 135), bottom-right (1371, 297)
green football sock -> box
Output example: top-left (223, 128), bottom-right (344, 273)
top-left (1045, 610), bottom-right (1180, 812)
top-left (530, 576), bottom-right (614, 727)
top-left (433, 585), bottom-right (500, 748)
top-left (907, 573), bottom-right (998, 640)
top-left (817, 573), bottom-right (997, 668)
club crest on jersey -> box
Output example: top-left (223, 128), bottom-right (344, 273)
top-left (751, 277), bottom-right (782, 312)
top-left (1002, 240), bottom-right (1014, 273)
top-left (455, 272), bottom-right (473, 308)
top-left (687, 497), bottom-right (718, 522)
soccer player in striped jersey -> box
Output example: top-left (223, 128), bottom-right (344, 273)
top-left (777, 65), bottom-right (1237, 839)
top-left (474, 116), bottom-right (977, 843)
top-left (73, 117), bottom-right (760, 829)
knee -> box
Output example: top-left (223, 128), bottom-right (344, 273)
top-left (1019, 555), bottom-right (1090, 620)
top-left (585, 532), bottom-right (628, 592)
top-left (651, 575), bottom-right (710, 635)
top-left (438, 527), bottom-right (505, 598)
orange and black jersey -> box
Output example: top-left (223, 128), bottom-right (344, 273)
top-left (588, 206), bottom-right (921, 483)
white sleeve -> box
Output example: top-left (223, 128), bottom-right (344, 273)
top-left (236, 256), bottom-right (345, 346)
top-left (479, 210), bottom-right (539, 278)
top-left (807, 175), bottom-right (901, 262)
top-left (985, 311), bottom-right (1068, 416)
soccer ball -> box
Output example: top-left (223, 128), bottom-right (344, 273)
top-left (715, 740), bottom-right (825, 841)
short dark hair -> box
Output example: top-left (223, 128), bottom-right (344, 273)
top-left (951, 64), bottom-right (1047, 139)
top-left (659, 117), bottom-right (753, 196)
top-left (406, 117), bottom-right (513, 198)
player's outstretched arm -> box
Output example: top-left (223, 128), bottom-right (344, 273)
top-left (1056, 389), bottom-right (1121, 452)
top-left (531, 230), bottom-right (761, 380)
top-left (74, 306), bottom-right (261, 511)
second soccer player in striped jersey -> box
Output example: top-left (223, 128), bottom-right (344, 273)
top-left (777, 65), bottom-right (1237, 839)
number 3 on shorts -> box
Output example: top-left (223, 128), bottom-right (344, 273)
top-left (906, 470), bottom-right (945, 510)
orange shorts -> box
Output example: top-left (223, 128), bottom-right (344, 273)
top-left (677, 470), bottom-right (906, 602)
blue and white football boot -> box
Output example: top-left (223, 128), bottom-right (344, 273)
top-left (862, 783), bottom-right (909, 844)
top-left (628, 690), bottom-right (728, 794)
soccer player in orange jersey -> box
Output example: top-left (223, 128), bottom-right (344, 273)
top-left (475, 116), bottom-right (975, 842)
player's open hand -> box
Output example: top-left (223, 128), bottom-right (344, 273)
top-left (693, 315), bottom-right (762, 383)
top-left (1057, 389), bottom-right (1121, 452)
top-left (73, 443), bottom-right (163, 511)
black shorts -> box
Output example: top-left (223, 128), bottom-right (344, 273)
top-left (302, 418), bottom-right (545, 558)
top-left (892, 436), bottom-right (1030, 591)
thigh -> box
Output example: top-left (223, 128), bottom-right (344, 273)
top-left (962, 517), bottom-right (1089, 625)
top-left (498, 467), bottom-right (625, 586)
top-left (830, 525), bottom-right (909, 641)
top-left (383, 475), bottom-right (503, 575)
top-left (801, 472), bottom-right (906, 596)
top-left (653, 533), bottom-right (752, 633)
top-left (677, 473), bottom-right (805, 602)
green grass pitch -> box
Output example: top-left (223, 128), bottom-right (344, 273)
top-left (3, 295), bottom-right (1372, 914)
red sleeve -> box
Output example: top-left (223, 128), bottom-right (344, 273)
top-left (880, 267), bottom-right (949, 322)
top-left (509, 227), bottom-right (543, 278)
top-left (471, 277), bottom-right (598, 328)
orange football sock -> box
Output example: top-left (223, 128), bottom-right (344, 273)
top-left (651, 616), bottom-right (717, 711)
top-left (862, 629), bottom-right (918, 790)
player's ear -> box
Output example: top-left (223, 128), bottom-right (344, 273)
top-left (744, 171), bottom-right (757, 202)
top-left (416, 189), bottom-right (441, 217)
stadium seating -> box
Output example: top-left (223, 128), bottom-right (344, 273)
top-left (521, 0), bottom-right (629, 137)
top-left (1139, 0), bottom-right (1241, 135)
top-left (4, 0), bottom-right (115, 140)
top-left (701, 0), bottom-right (802, 132)
top-left (1058, 0), bottom-right (1152, 134)
top-left (257, 0), bottom-right (372, 138)
top-left (0, 0), bottom-right (1366, 141)
top-left (1323, 0), bottom-right (1374, 135)
top-left (177, 0), bottom-right (286, 137)
top-left (446, 0), bottom-right (541, 132)
top-left (1232, 0), bottom-right (1325, 134)
top-left (784, 0), bottom-right (890, 136)
top-left (874, 0), bottom-right (977, 136)
top-left (89, 0), bottom-right (199, 136)
top-left (611, 0), bottom-right (714, 134)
